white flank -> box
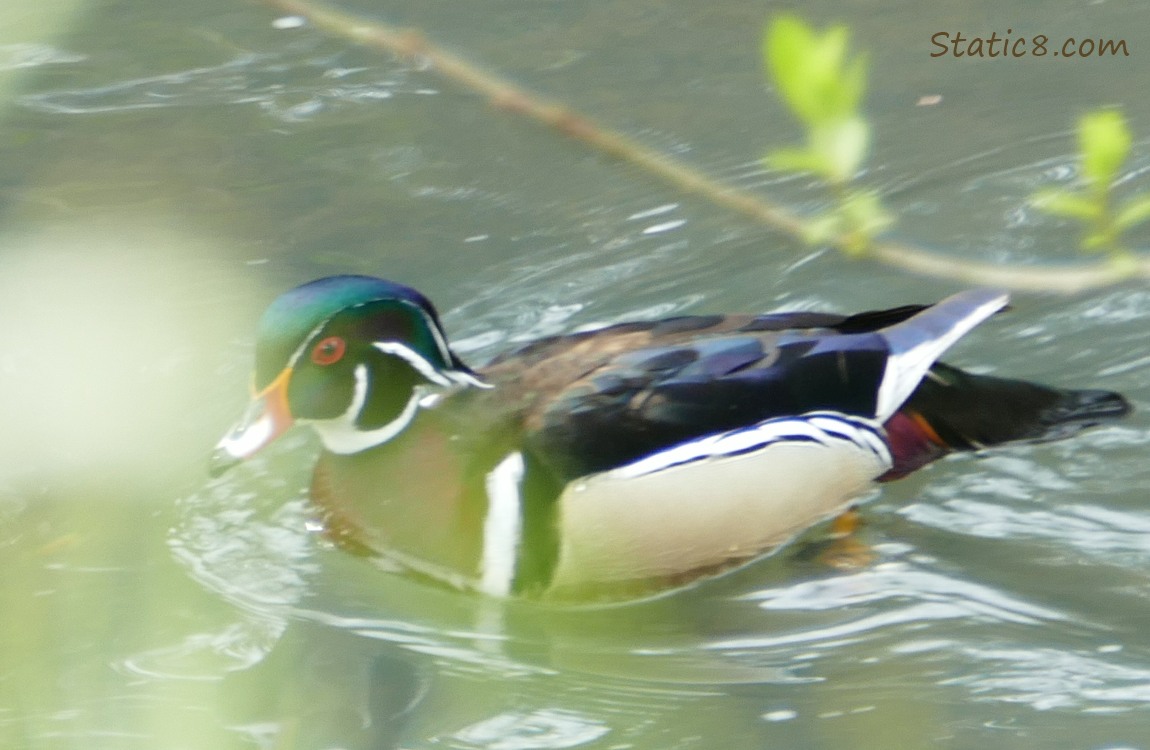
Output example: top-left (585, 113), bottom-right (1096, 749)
top-left (480, 452), bottom-right (526, 597)
top-left (874, 289), bottom-right (1009, 421)
top-left (550, 413), bottom-right (892, 592)
top-left (611, 411), bottom-right (891, 480)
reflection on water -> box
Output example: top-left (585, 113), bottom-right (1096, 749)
top-left (3, 0), bottom-right (1150, 747)
top-left (163, 422), bottom-right (1150, 748)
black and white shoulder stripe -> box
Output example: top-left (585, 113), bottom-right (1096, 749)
top-left (610, 411), bottom-right (891, 480)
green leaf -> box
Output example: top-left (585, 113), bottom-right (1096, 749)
top-left (1114, 195), bottom-right (1150, 232)
top-left (810, 117), bottom-right (869, 182)
top-left (764, 15), bottom-right (866, 126)
top-left (806, 25), bottom-right (849, 121)
top-left (842, 189), bottom-right (894, 237)
top-left (838, 53), bottom-right (868, 116)
top-left (1079, 110), bottom-right (1130, 186)
top-left (833, 190), bottom-right (893, 255)
top-left (799, 212), bottom-right (841, 245)
top-left (1107, 250), bottom-right (1140, 275)
top-left (765, 15), bottom-right (820, 124)
top-left (1031, 189), bottom-right (1101, 221)
top-left (1082, 230), bottom-right (1114, 252)
top-left (762, 14), bottom-right (889, 242)
top-left (765, 146), bottom-right (830, 176)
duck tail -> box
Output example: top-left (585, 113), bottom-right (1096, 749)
top-left (875, 289), bottom-right (1010, 421)
top-left (881, 363), bottom-right (1130, 480)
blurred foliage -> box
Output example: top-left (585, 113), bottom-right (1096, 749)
top-left (1033, 109), bottom-right (1150, 269)
top-left (762, 14), bottom-right (892, 255)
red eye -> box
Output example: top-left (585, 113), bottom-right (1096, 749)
top-left (310, 336), bottom-right (346, 366)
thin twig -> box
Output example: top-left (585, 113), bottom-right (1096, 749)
top-left (264, 0), bottom-right (1148, 293)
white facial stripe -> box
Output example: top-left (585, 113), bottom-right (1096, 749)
top-left (358, 298), bottom-right (454, 370)
top-left (480, 452), bottom-right (525, 597)
top-left (448, 369), bottom-right (492, 389)
top-left (347, 361), bottom-right (369, 418)
top-left (372, 341), bottom-right (453, 386)
top-left (287, 294), bottom-right (459, 373)
top-left (417, 391), bottom-right (444, 409)
top-left (286, 319), bottom-right (331, 371)
top-left (303, 364), bottom-right (420, 454)
top-left (371, 340), bottom-right (490, 388)
top-left (422, 308), bottom-right (455, 365)
top-left (298, 334), bottom-right (487, 455)
top-left (403, 306), bottom-right (493, 388)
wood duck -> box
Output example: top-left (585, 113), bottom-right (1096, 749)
top-left (211, 276), bottom-right (1130, 601)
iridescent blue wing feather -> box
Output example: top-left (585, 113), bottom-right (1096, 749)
top-left (501, 291), bottom-right (1015, 481)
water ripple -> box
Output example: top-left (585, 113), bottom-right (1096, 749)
top-left (709, 562), bottom-right (1067, 655)
top-left (19, 50), bottom-right (421, 121)
top-left (902, 498), bottom-right (1150, 561)
top-left (0, 43), bottom-right (85, 71)
top-left (171, 439), bottom-right (317, 617)
top-left (944, 645), bottom-right (1150, 711)
top-left (449, 708), bottom-right (610, 750)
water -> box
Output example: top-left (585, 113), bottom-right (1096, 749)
top-left (2, 0), bottom-right (1150, 747)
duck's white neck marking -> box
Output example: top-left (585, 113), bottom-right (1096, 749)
top-left (480, 452), bottom-right (525, 597)
top-left (305, 364), bottom-right (421, 454)
top-left (304, 341), bottom-right (488, 455)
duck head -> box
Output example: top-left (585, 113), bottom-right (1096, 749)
top-left (210, 275), bottom-right (482, 476)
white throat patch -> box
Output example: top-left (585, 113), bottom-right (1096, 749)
top-left (303, 364), bottom-right (423, 454)
top-left (303, 341), bottom-right (487, 455)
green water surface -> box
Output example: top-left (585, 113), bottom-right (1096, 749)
top-left (2, 0), bottom-right (1150, 748)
